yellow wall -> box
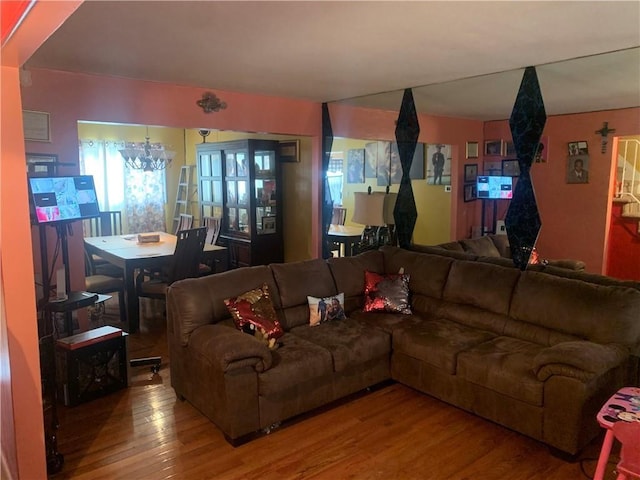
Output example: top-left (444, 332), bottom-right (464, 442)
top-left (80, 124), bottom-right (313, 262)
top-left (332, 137), bottom-right (452, 245)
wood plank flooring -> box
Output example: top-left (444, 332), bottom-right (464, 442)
top-left (51, 298), bottom-right (619, 479)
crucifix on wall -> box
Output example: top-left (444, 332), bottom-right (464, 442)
top-left (595, 122), bottom-right (616, 154)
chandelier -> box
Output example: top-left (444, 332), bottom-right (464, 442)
top-left (119, 130), bottom-right (175, 172)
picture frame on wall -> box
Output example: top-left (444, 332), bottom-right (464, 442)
top-left (505, 141), bottom-right (516, 156)
top-left (26, 153), bottom-right (58, 176)
top-left (463, 183), bottom-right (477, 202)
top-left (502, 159), bottom-right (520, 177)
top-left (426, 143), bottom-right (452, 186)
top-left (568, 142), bottom-right (579, 156)
top-left (23, 110), bottom-right (51, 142)
top-left (484, 160), bottom-right (502, 175)
top-left (389, 142), bottom-right (426, 182)
top-left (346, 149), bottom-right (365, 183)
top-left (464, 164), bottom-right (478, 183)
top-left (279, 140), bottom-right (300, 163)
top-left (465, 141), bottom-right (479, 159)
top-left (484, 139), bottom-right (504, 156)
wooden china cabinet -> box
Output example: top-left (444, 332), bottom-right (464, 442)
top-left (196, 139), bottom-right (283, 268)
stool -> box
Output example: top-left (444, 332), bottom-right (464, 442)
top-left (613, 421), bottom-right (640, 479)
top-left (594, 387), bottom-right (640, 480)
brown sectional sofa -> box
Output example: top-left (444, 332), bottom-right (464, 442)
top-left (166, 246), bottom-right (640, 455)
top-left (421, 234), bottom-right (587, 271)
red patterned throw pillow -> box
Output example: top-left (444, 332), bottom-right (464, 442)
top-left (224, 283), bottom-right (284, 342)
top-left (363, 270), bottom-right (412, 314)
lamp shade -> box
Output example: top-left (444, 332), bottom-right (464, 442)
top-left (352, 192), bottom-right (386, 227)
top-left (383, 193), bottom-right (398, 225)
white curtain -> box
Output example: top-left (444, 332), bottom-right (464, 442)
top-left (79, 139), bottom-right (167, 234)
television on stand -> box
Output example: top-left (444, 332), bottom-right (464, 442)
top-left (476, 175), bottom-right (513, 200)
top-left (28, 175), bottom-right (100, 306)
top-left (29, 175), bottom-right (100, 224)
top-left (476, 175), bottom-right (513, 236)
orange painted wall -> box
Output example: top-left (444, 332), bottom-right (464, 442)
top-left (484, 108), bottom-right (640, 274)
top-left (1, 1), bottom-right (83, 477)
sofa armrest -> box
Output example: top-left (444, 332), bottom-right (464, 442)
top-left (198, 324), bottom-right (273, 373)
top-left (532, 341), bottom-right (628, 381)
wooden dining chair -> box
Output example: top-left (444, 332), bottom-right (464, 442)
top-left (331, 207), bottom-right (347, 226)
top-left (330, 206), bottom-right (347, 257)
top-left (84, 249), bottom-right (126, 322)
top-left (175, 213), bottom-right (194, 234)
top-left (199, 216), bottom-right (222, 276)
top-left (137, 227), bottom-right (207, 300)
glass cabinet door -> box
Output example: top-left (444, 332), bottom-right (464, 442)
top-left (198, 149), bottom-right (223, 226)
top-left (254, 149), bottom-right (277, 235)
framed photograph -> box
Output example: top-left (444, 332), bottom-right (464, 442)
top-left (577, 141), bottom-right (589, 154)
top-left (568, 142), bottom-right (579, 156)
top-left (23, 110), bottom-right (51, 142)
top-left (279, 140), bottom-right (299, 163)
top-left (465, 141), bottom-right (479, 159)
top-left (410, 143), bottom-right (425, 180)
top-left (364, 142), bottom-right (378, 178)
top-left (484, 160), bottom-right (502, 175)
top-left (426, 143), bottom-right (452, 186)
top-left (463, 183), bottom-right (477, 202)
top-left (502, 159), bottom-right (520, 177)
top-left (261, 215), bottom-right (277, 233)
top-left (484, 139), bottom-right (504, 156)
top-left (505, 141), bottom-right (516, 156)
top-left (346, 149), bottom-right (365, 183)
top-left (535, 135), bottom-right (549, 163)
top-left (464, 163), bottom-right (478, 183)
top-left (26, 152), bottom-right (58, 176)
top-left (566, 155), bottom-right (589, 184)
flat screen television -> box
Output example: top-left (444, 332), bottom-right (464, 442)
top-left (476, 175), bottom-right (513, 200)
top-left (29, 175), bottom-right (100, 224)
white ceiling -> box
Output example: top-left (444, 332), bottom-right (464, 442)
top-left (25, 1), bottom-right (640, 120)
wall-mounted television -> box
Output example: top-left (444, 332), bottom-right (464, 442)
top-left (476, 175), bottom-right (513, 200)
top-left (29, 175), bottom-right (100, 224)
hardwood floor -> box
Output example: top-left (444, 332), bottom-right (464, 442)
top-left (51, 298), bottom-right (618, 479)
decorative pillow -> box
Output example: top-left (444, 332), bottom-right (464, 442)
top-left (363, 270), bottom-right (411, 314)
top-left (224, 283), bottom-right (284, 342)
top-left (307, 293), bottom-right (346, 326)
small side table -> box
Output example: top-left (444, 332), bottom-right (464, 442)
top-left (594, 386), bottom-right (640, 480)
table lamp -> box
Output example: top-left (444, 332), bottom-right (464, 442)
top-left (352, 188), bottom-right (398, 249)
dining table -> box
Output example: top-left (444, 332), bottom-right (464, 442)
top-left (84, 232), bottom-right (227, 333)
top-left (327, 224), bottom-right (363, 257)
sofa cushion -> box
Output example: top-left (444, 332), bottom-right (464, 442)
top-left (258, 333), bottom-right (334, 396)
top-left (363, 270), bottom-right (411, 314)
top-left (460, 236), bottom-right (501, 257)
top-left (443, 260), bottom-right (520, 316)
top-left (393, 318), bottom-right (497, 374)
top-left (380, 246), bottom-right (453, 303)
top-left (307, 293), bottom-right (346, 326)
top-left (291, 318), bottom-right (390, 372)
top-left (271, 258), bottom-right (337, 330)
top-left (225, 283), bottom-right (284, 341)
top-left (168, 265), bottom-right (278, 346)
top-left (349, 310), bottom-right (422, 335)
top-left (457, 336), bottom-right (545, 406)
top-left (327, 250), bottom-right (385, 313)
